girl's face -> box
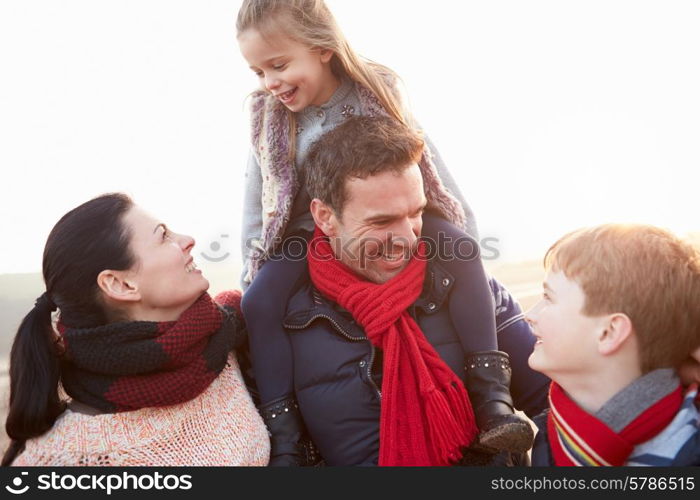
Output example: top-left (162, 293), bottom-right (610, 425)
top-left (120, 206), bottom-right (209, 319)
top-left (238, 28), bottom-right (339, 112)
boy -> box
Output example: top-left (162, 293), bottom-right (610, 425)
top-left (526, 224), bottom-right (700, 466)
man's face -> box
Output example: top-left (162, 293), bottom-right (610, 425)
top-left (323, 164), bottom-right (427, 284)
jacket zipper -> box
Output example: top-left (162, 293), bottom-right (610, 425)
top-left (366, 344), bottom-right (381, 399)
top-left (285, 314), bottom-right (382, 400)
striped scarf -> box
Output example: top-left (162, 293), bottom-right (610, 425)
top-left (547, 381), bottom-right (684, 466)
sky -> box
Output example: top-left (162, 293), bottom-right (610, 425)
top-left (1, 0), bottom-right (698, 276)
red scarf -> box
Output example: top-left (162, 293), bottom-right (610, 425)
top-left (307, 227), bottom-right (478, 466)
top-left (60, 291), bottom-right (243, 412)
top-left (547, 382), bottom-right (683, 466)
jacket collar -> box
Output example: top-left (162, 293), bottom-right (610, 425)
top-left (284, 259), bottom-right (455, 333)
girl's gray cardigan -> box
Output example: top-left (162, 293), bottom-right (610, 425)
top-left (240, 78), bottom-right (478, 285)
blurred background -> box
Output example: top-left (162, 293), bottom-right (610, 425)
top-left (1, 0), bottom-right (699, 447)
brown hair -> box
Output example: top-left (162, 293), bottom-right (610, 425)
top-left (544, 224), bottom-right (700, 373)
top-left (305, 115), bottom-right (424, 215)
top-left (236, 0), bottom-right (410, 160)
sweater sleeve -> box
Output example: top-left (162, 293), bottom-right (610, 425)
top-left (240, 149), bottom-right (264, 289)
top-left (422, 131), bottom-right (480, 240)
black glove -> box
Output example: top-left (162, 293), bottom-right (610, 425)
top-left (457, 441), bottom-right (531, 466)
top-left (260, 396), bottom-right (323, 466)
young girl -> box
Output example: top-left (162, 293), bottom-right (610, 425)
top-left (236, 0), bottom-right (534, 465)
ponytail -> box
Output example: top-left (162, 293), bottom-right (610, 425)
top-left (2, 294), bottom-right (65, 466)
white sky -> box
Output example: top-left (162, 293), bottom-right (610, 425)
top-left (1, 0), bottom-right (698, 275)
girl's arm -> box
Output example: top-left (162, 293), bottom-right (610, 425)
top-left (240, 150), bottom-right (264, 289)
top-left (423, 131), bottom-right (480, 240)
top-left (391, 78), bottom-right (479, 239)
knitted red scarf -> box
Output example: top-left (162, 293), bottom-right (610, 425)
top-left (307, 227), bottom-right (478, 466)
top-left (59, 291), bottom-right (244, 412)
top-left (547, 382), bottom-right (683, 466)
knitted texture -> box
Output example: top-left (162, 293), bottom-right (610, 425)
top-left (547, 382), bottom-right (683, 466)
top-left (307, 227), bottom-right (477, 466)
top-left (245, 72), bottom-right (467, 283)
top-left (60, 292), bottom-right (243, 412)
top-left (249, 93), bottom-right (298, 282)
top-left (12, 354), bottom-right (270, 466)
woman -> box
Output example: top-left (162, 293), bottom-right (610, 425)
top-left (3, 193), bottom-right (270, 466)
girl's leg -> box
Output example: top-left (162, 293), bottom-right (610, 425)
top-left (421, 213), bottom-right (534, 453)
top-left (242, 254), bottom-right (304, 402)
top-left (241, 234), bottom-right (316, 465)
top-left (486, 277), bottom-right (551, 418)
top-left (421, 212), bottom-right (496, 352)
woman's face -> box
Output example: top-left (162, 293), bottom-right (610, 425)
top-left (121, 206), bottom-right (209, 318)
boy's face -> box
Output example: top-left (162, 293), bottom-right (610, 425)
top-left (526, 270), bottom-right (607, 380)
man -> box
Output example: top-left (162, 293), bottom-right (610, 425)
top-left (267, 116), bottom-right (549, 466)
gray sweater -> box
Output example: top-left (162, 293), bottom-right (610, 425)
top-left (240, 77), bottom-right (478, 283)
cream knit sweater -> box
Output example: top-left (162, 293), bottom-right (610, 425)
top-left (13, 354), bottom-right (270, 466)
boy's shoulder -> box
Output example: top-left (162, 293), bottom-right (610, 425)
top-left (671, 425), bottom-right (700, 466)
top-left (660, 389), bottom-right (700, 466)
top-left (628, 386), bottom-right (700, 466)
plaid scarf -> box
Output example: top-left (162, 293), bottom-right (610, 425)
top-left (59, 292), bottom-right (244, 413)
top-left (307, 227), bottom-right (478, 466)
top-left (547, 381), bottom-right (683, 466)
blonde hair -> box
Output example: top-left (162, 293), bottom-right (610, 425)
top-left (544, 224), bottom-right (700, 373)
top-left (236, 0), bottom-right (410, 159)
